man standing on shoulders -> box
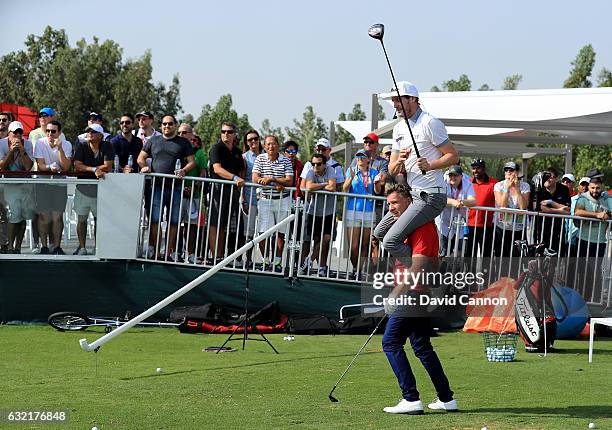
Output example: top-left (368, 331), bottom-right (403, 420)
top-left (381, 184), bottom-right (457, 415)
top-left (111, 114), bottom-right (142, 173)
top-left (73, 123), bottom-right (114, 255)
top-left (374, 81), bottom-right (459, 266)
top-left (138, 115), bottom-right (195, 261)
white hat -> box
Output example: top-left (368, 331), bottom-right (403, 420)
top-left (315, 137), bottom-right (330, 148)
top-left (85, 123), bottom-right (104, 134)
top-left (380, 81), bottom-right (419, 100)
top-left (561, 173), bottom-right (576, 183)
top-left (8, 121), bottom-right (24, 132)
top-left (579, 177), bottom-right (590, 185)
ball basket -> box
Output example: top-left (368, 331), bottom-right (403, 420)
top-left (483, 332), bottom-right (517, 362)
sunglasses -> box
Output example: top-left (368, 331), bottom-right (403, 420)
top-left (311, 162), bottom-right (323, 167)
top-left (504, 168), bottom-right (516, 172)
top-left (161, 122), bottom-right (175, 126)
top-left (38, 113), bottom-right (49, 118)
top-left (247, 137), bottom-right (260, 142)
top-left (221, 129), bottom-right (235, 134)
top-left (356, 155), bottom-right (368, 159)
top-left (363, 139), bottom-right (375, 144)
top-left (285, 148), bottom-right (297, 154)
top-left (0, 118), bottom-right (9, 122)
top-left (120, 120), bottom-right (132, 125)
top-left (46, 129), bottom-right (58, 134)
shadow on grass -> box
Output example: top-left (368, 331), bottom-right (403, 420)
top-left (119, 351), bottom-right (380, 381)
top-left (467, 405), bottom-right (611, 419)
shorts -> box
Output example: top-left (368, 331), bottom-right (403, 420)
top-left (151, 187), bottom-right (181, 225)
top-left (181, 197), bottom-right (201, 225)
top-left (305, 214), bottom-right (334, 240)
top-left (209, 184), bottom-right (239, 227)
top-left (257, 196), bottom-right (291, 234)
top-left (36, 184), bottom-right (68, 213)
top-left (344, 209), bottom-right (374, 228)
top-left (242, 203), bottom-right (258, 237)
top-left (73, 187), bottom-right (98, 218)
top-left (4, 184), bottom-right (36, 223)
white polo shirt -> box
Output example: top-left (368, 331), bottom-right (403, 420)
top-left (391, 108), bottom-right (449, 190)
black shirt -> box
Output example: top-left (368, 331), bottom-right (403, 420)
top-left (142, 135), bottom-right (193, 174)
top-left (208, 141), bottom-right (244, 180)
top-left (541, 184), bottom-right (571, 207)
top-left (538, 184), bottom-right (571, 247)
top-left (73, 140), bottom-right (115, 197)
top-left (110, 133), bottom-right (143, 172)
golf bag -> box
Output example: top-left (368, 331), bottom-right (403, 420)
top-left (513, 241), bottom-right (557, 352)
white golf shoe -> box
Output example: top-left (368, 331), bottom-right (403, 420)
top-left (427, 398), bottom-right (458, 412)
top-left (383, 399), bottom-right (424, 415)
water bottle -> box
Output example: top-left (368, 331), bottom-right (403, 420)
top-left (127, 154), bottom-right (133, 172)
top-left (114, 155), bottom-right (120, 173)
top-left (174, 159), bottom-right (181, 175)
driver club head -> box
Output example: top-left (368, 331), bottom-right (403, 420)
top-left (328, 394), bottom-right (339, 403)
top-left (368, 23), bottom-right (384, 40)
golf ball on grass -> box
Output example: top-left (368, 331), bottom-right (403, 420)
top-left (156, 367), bottom-right (162, 373)
top-left (92, 427), bottom-right (99, 430)
top-left (589, 423), bottom-right (595, 429)
top-left (481, 427), bottom-right (488, 430)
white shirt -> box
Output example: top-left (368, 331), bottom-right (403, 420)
top-left (0, 137), bottom-right (34, 170)
top-left (493, 180), bottom-right (531, 231)
top-left (436, 174), bottom-right (476, 239)
top-left (34, 137), bottom-right (73, 171)
top-left (133, 128), bottom-right (161, 143)
top-left (391, 108), bottom-right (449, 190)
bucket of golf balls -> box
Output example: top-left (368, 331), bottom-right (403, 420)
top-left (482, 332), bottom-right (517, 362)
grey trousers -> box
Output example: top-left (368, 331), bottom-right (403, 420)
top-left (374, 192), bottom-right (446, 265)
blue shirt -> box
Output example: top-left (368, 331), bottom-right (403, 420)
top-left (345, 167), bottom-right (379, 213)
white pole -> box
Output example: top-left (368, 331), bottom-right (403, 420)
top-left (79, 214), bottom-right (295, 352)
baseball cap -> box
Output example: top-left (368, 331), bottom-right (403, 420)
top-left (470, 158), bottom-right (485, 168)
top-left (504, 161), bottom-right (520, 171)
top-left (579, 177), bottom-right (590, 185)
top-left (136, 111), bottom-right (154, 120)
top-left (315, 137), bottom-right (330, 148)
top-left (380, 81), bottom-right (419, 100)
top-left (585, 168), bottom-right (604, 179)
top-left (85, 123), bottom-right (104, 134)
top-left (355, 149), bottom-right (368, 158)
top-left (561, 173), bottom-right (576, 183)
top-left (448, 165), bottom-right (463, 176)
top-left (87, 111), bottom-right (103, 120)
top-left (39, 107), bottom-right (56, 117)
top-left (363, 132), bottom-right (379, 143)
top-left (8, 121), bottom-right (24, 133)
top-left (381, 145), bottom-right (393, 155)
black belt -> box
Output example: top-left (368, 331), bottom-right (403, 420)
top-left (261, 194), bottom-right (289, 200)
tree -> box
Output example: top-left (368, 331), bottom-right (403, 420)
top-left (597, 68), bottom-right (612, 87)
top-left (478, 84), bottom-right (492, 91)
top-left (194, 94), bottom-right (252, 154)
top-left (335, 103), bottom-right (367, 147)
top-left (179, 113), bottom-right (196, 127)
top-left (259, 119), bottom-right (286, 143)
top-left (285, 106), bottom-right (328, 162)
top-left (502, 74), bottom-right (522, 90)
top-left (377, 101), bottom-right (386, 121)
top-left (563, 44), bottom-right (595, 88)
top-left (443, 74), bottom-right (472, 92)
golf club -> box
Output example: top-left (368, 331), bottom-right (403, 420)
top-left (368, 23), bottom-right (425, 175)
top-left (328, 315), bottom-right (387, 402)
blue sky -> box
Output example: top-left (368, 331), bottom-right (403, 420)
top-left (2, 0), bottom-right (612, 131)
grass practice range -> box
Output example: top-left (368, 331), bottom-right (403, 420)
top-left (2, 326), bottom-right (611, 429)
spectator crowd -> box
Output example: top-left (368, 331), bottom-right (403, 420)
top-left (0, 107), bottom-right (610, 287)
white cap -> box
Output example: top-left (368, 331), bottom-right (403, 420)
top-left (85, 123), bottom-right (104, 134)
top-left (315, 137), bottom-right (330, 148)
top-left (380, 81), bottom-right (419, 100)
top-left (8, 121), bottom-right (24, 132)
top-left (579, 177), bottom-right (590, 185)
top-left (561, 173), bottom-right (576, 183)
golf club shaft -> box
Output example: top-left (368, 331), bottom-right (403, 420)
top-left (379, 41), bottom-right (425, 175)
top-left (329, 315), bottom-right (387, 397)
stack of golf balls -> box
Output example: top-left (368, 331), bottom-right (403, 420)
top-left (283, 336), bottom-right (295, 342)
top-left (485, 346), bottom-right (516, 362)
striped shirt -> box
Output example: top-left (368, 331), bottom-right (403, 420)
top-left (252, 153), bottom-right (293, 198)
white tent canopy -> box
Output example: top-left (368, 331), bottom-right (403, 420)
top-left (334, 87), bottom-right (612, 167)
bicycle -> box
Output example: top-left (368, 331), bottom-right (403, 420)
top-left (47, 311), bottom-right (181, 333)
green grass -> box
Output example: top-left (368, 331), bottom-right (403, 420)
top-left (1, 326), bottom-right (611, 430)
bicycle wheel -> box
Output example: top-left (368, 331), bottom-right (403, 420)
top-left (48, 312), bottom-right (91, 331)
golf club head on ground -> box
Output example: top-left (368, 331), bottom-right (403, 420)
top-left (368, 23), bottom-right (384, 40)
top-left (328, 393), bottom-right (339, 403)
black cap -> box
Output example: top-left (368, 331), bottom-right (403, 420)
top-left (448, 165), bottom-right (463, 175)
top-left (136, 111), bottom-right (154, 120)
top-left (470, 158), bottom-right (485, 168)
top-left (585, 167), bottom-right (604, 179)
top-left (87, 111), bottom-right (103, 120)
